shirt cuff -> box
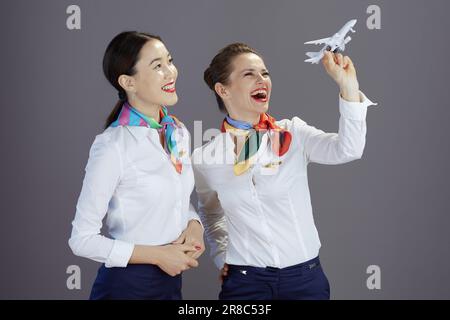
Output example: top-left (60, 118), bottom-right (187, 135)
top-left (187, 210), bottom-right (204, 230)
top-left (105, 239), bottom-right (134, 268)
top-left (339, 90), bottom-right (378, 121)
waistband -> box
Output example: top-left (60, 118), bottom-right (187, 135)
top-left (227, 256), bottom-right (321, 274)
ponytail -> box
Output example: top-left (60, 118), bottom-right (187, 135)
top-left (104, 100), bottom-right (124, 129)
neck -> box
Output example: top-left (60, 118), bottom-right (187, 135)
top-left (128, 96), bottom-right (161, 122)
top-left (227, 110), bottom-right (260, 126)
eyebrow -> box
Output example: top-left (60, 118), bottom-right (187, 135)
top-left (149, 53), bottom-right (172, 66)
top-left (240, 68), bottom-right (268, 74)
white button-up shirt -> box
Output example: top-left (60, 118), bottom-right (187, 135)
top-left (192, 92), bottom-right (377, 269)
top-left (69, 124), bottom-right (200, 268)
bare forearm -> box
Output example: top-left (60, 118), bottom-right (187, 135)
top-left (128, 245), bottom-right (160, 265)
top-left (128, 243), bottom-right (199, 276)
top-left (340, 86), bottom-right (360, 102)
top-left (188, 219), bottom-right (203, 229)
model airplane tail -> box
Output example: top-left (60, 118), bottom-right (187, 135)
top-left (305, 52), bottom-right (319, 58)
top-left (304, 51), bottom-right (323, 64)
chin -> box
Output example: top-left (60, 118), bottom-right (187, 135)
top-left (254, 103), bottom-right (269, 114)
top-left (163, 95), bottom-right (178, 107)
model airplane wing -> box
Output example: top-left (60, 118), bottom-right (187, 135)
top-left (304, 37), bottom-right (331, 45)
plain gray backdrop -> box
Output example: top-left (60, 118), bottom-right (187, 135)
top-left (1, 0), bottom-right (449, 299)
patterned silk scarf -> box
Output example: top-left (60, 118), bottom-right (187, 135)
top-left (221, 113), bottom-right (292, 175)
top-left (111, 102), bottom-right (183, 174)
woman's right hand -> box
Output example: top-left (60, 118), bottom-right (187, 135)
top-left (154, 244), bottom-right (200, 277)
top-left (219, 263), bottom-right (229, 284)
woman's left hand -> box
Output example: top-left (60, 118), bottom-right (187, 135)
top-left (322, 50), bottom-right (360, 102)
top-left (172, 220), bottom-right (205, 259)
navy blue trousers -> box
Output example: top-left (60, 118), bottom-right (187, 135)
top-left (89, 264), bottom-right (182, 300)
top-left (219, 256), bottom-right (330, 300)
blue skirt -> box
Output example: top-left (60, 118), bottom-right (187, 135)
top-left (90, 264), bottom-right (182, 300)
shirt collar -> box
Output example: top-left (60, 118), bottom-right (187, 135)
top-left (125, 126), bottom-right (156, 141)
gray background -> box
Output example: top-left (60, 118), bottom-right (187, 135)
top-left (0, 0), bottom-right (449, 299)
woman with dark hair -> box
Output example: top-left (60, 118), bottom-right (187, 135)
top-left (193, 43), bottom-right (377, 300)
top-left (69, 31), bottom-right (204, 300)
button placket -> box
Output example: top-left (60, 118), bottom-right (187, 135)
top-left (175, 175), bottom-right (183, 228)
top-left (249, 167), bottom-right (281, 267)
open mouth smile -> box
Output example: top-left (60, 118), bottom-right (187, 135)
top-left (250, 88), bottom-right (268, 103)
top-left (162, 81), bottom-right (176, 93)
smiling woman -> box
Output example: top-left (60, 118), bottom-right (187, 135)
top-left (68, 31), bottom-right (205, 300)
top-left (195, 42), bottom-right (377, 300)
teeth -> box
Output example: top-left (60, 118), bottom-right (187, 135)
top-left (251, 89), bottom-right (267, 96)
top-left (162, 83), bottom-right (175, 90)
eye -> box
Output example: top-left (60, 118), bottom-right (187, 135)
top-left (153, 63), bottom-right (162, 70)
top-left (168, 57), bottom-right (174, 64)
top-left (262, 71), bottom-right (270, 77)
top-left (244, 72), bottom-right (253, 77)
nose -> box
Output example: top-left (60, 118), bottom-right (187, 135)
top-left (163, 65), bottom-right (176, 79)
top-left (256, 72), bottom-right (265, 84)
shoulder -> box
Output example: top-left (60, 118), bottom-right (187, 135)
top-left (191, 133), bottom-right (223, 169)
top-left (89, 126), bottom-right (126, 156)
top-left (276, 116), bottom-right (308, 131)
top-left (275, 117), bottom-right (313, 152)
top-left (95, 125), bottom-right (131, 144)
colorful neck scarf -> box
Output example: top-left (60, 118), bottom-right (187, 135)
top-left (221, 113), bottom-right (292, 175)
top-left (111, 102), bottom-right (183, 174)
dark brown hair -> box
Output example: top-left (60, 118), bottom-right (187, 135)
top-left (204, 43), bottom-right (260, 113)
top-left (103, 31), bottom-right (162, 129)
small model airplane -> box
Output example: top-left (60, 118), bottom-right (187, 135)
top-left (304, 19), bottom-right (357, 64)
